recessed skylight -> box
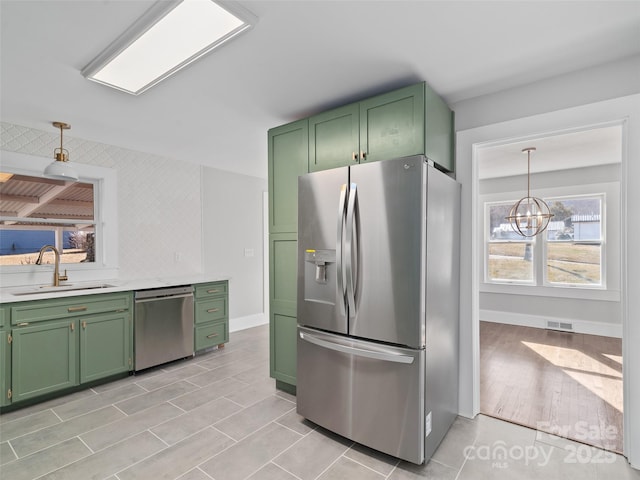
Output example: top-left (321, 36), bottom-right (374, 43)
top-left (82, 0), bottom-right (256, 95)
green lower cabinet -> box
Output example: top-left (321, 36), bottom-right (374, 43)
top-left (80, 311), bottom-right (131, 384)
top-left (193, 281), bottom-right (229, 352)
top-left (11, 320), bottom-right (77, 403)
top-left (270, 313), bottom-right (297, 385)
top-left (195, 321), bottom-right (229, 351)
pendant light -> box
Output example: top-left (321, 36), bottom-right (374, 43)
top-left (505, 147), bottom-right (553, 237)
top-left (44, 121), bottom-right (79, 181)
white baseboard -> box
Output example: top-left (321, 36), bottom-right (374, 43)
top-left (229, 313), bottom-right (268, 333)
top-left (480, 309), bottom-right (622, 338)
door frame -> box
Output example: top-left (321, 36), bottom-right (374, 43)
top-left (456, 94), bottom-right (639, 467)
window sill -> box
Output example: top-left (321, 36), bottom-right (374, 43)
top-left (480, 282), bottom-right (621, 302)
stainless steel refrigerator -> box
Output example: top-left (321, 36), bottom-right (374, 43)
top-left (296, 155), bottom-right (460, 465)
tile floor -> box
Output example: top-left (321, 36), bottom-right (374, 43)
top-left (0, 324), bottom-right (638, 480)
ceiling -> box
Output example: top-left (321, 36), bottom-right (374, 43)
top-left (477, 124), bottom-right (623, 179)
top-left (1, 1), bottom-right (639, 179)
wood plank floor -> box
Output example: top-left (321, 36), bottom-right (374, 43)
top-left (480, 321), bottom-right (623, 452)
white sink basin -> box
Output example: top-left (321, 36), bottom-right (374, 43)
top-left (11, 283), bottom-right (116, 296)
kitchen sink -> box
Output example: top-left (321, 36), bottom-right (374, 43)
top-left (11, 283), bottom-right (116, 296)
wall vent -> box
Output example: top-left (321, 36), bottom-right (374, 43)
top-left (546, 320), bottom-right (574, 332)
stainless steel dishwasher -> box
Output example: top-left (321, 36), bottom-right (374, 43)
top-left (134, 285), bottom-right (194, 371)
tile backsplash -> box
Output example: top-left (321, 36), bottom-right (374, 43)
top-left (1, 122), bottom-right (202, 280)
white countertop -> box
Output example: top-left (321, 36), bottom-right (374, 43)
top-left (0, 274), bottom-right (230, 304)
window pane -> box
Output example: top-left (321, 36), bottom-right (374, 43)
top-left (0, 172), bottom-right (95, 265)
top-left (546, 198), bottom-right (601, 241)
top-left (488, 243), bottom-right (533, 282)
top-left (0, 226), bottom-right (95, 265)
top-left (489, 203), bottom-right (527, 240)
top-left (547, 243), bottom-right (601, 285)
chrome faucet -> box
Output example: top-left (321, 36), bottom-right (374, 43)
top-left (35, 245), bottom-right (68, 286)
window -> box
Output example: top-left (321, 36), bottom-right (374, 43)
top-left (0, 150), bottom-right (118, 285)
top-left (545, 196), bottom-right (602, 286)
top-left (485, 194), bottom-right (604, 289)
top-left (0, 173), bottom-right (96, 266)
top-left (486, 202), bottom-right (534, 283)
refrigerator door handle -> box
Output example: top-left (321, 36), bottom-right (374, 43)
top-left (299, 330), bottom-right (415, 364)
top-left (336, 184), bottom-right (348, 315)
top-left (345, 182), bottom-right (358, 316)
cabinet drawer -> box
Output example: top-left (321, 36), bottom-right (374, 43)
top-left (195, 298), bottom-right (227, 324)
top-left (0, 307), bottom-right (6, 328)
top-left (194, 281), bottom-right (228, 300)
top-left (195, 322), bottom-right (228, 351)
top-left (11, 293), bottom-right (131, 325)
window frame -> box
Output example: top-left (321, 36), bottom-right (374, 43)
top-left (1, 179), bottom-right (98, 265)
top-left (480, 181), bottom-right (620, 302)
top-left (0, 151), bottom-right (118, 285)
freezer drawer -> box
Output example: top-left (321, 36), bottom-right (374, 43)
top-left (297, 327), bottom-right (425, 464)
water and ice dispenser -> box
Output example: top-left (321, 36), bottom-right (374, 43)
top-left (304, 249), bottom-right (336, 304)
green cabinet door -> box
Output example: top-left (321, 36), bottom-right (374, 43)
top-left (309, 103), bottom-right (360, 172)
top-left (271, 313), bottom-right (297, 385)
top-left (269, 233), bottom-right (298, 385)
top-left (360, 83), bottom-right (425, 163)
top-left (268, 119), bottom-right (309, 233)
top-left (270, 233), bottom-right (298, 317)
top-left (80, 311), bottom-right (131, 384)
top-left (11, 320), bottom-right (77, 403)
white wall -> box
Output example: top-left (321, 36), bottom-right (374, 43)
top-left (452, 55), bottom-right (640, 131)
top-left (201, 167), bottom-right (267, 330)
top-left (454, 69), bottom-right (640, 469)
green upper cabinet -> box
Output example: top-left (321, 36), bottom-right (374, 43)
top-left (308, 82), bottom-right (454, 173)
top-left (268, 119), bottom-right (309, 233)
top-left (309, 103), bottom-right (359, 172)
top-left (360, 83), bottom-right (426, 163)
top-left (423, 83), bottom-right (454, 173)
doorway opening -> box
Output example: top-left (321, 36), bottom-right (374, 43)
top-left (476, 123), bottom-right (623, 452)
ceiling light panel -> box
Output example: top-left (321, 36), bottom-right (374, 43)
top-left (82, 0), bottom-right (256, 95)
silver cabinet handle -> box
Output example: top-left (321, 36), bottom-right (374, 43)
top-left (299, 331), bottom-right (414, 364)
top-left (207, 289), bottom-right (219, 294)
top-left (336, 183), bottom-right (348, 315)
top-left (207, 308), bottom-right (219, 313)
top-left (206, 333), bottom-right (219, 339)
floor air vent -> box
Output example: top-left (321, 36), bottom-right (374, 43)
top-left (546, 320), bottom-right (574, 332)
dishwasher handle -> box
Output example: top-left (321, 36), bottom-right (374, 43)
top-left (134, 293), bottom-right (193, 304)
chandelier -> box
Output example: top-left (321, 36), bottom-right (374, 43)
top-left (505, 147), bottom-right (553, 237)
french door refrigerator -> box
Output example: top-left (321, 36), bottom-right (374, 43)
top-left (296, 155), bottom-right (460, 465)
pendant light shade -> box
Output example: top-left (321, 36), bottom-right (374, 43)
top-left (505, 147), bottom-right (553, 237)
top-left (44, 122), bottom-right (79, 181)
